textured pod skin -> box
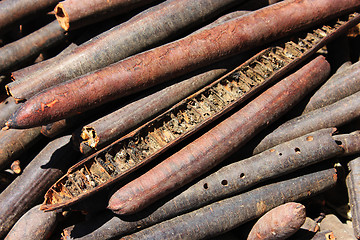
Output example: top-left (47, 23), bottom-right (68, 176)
top-left (73, 10), bottom-right (251, 154)
top-left (10, 42), bottom-right (79, 83)
top-left (333, 131), bottom-right (360, 156)
top-left (303, 60), bottom-right (360, 113)
top-left (254, 91), bottom-right (360, 154)
top-left (63, 128), bottom-right (341, 240)
top-left (247, 202), bottom-right (306, 240)
top-left (6, 0), bottom-right (247, 102)
top-left (120, 168), bottom-right (337, 240)
top-left (0, 20), bottom-right (66, 73)
top-left (0, 97), bottom-right (20, 128)
top-left (107, 56), bottom-right (330, 215)
top-left (0, 135), bottom-right (79, 239)
top-left (74, 54), bottom-right (248, 154)
top-left (4, 204), bottom-right (59, 240)
top-left (0, 0), bottom-right (59, 34)
top-left (346, 155), bottom-right (360, 239)
top-left (0, 127), bottom-right (42, 170)
top-left (8, 0), bottom-right (360, 128)
top-left (55, 0), bottom-right (160, 30)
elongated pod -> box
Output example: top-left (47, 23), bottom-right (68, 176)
top-left (6, 0), bottom-right (248, 102)
top-left (107, 56), bottom-right (330, 215)
top-left (120, 168), bottom-right (337, 240)
top-left (8, 0), bottom-right (360, 128)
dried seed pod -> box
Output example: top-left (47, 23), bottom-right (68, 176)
top-left (0, 20), bottom-right (66, 73)
top-left (120, 168), bottom-right (337, 240)
top-left (105, 56), bottom-right (330, 215)
top-left (6, 0), bottom-right (248, 102)
top-left (253, 91), bottom-right (360, 154)
top-left (74, 53), bottom-right (250, 154)
top-left (40, 43), bottom-right (330, 211)
top-left (62, 128), bottom-right (342, 240)
top-left (303, 60), bottom-right (360, 113)
top-left (4, 204), bottom-right (60, 240)
top-left (0, 97), bottom-right (20, 128)
top-left (0, 0), bottom-right (59, 34)
top-left (7, 1), bottom-right (360, 128)
top-left (0, 135), bottom-right (80, 239)
top-left (54, 0), bottom-right (160, 31)
top-left (0, 127), bottom-right (42, 170)
top-left (346, 155), bottom-right (360, 238)
top-left (247, 202), bottom-right (306, 240)
top-left (333, 131), bottom-right (360, 156)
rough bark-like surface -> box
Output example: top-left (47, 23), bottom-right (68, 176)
top-left (247, 202), bottom-right (306, 240)
top-left (253, 91), bottom-right (360, 154)
top-left (73, 54), bottom-right (249, 154)
top-left (346, 155), bottom-right (360, 239)
top-left (6, 0), bottom-right (247, 102)
top-left (107, 56), bottom-right (330, 215)
top-left (0, 135), bottom-right (79, 238)
top-left (0, 127), bottom-right (42, 170)
top-left (63, 128), bottom-right (341, 240)
top-left (55, 0), bottom-right (160, 30)
top-left (0, 20), bottom-right (66, 73)
top-left (8, 0), bottom-right (360, 128)
top-left (303, 60), bottom-right (360, 113)
top-left (120, 168), bottom-right (337, 240)
top-left (0, 0), bottom-right (59, 34)
top-left (4, 204), bottom-right (60, 240)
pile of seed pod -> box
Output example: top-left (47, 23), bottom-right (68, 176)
top-left (0, 0), bottom-right (360, 239)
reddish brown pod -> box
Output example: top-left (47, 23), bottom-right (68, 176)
top-left (107, 55), bottom-right (330, 215)
top-left (0, 20), bottom-right (66, 73)
top-left (247, 202), bottom-right (306, 240)
top-left (253, 90), bottom-right (360, 154)
top-left (120, 168), bottom-right (337, 240)
top-left (54, 0), bottom-right (161, 31)
top-left (41, 33), bottom-right (333, 211)
top-left (0, 0), bottom-right (59, 34)
top-left (8, 0), bottom-right (360, 128)
top-left (4, 204), bottom-right (60, 240)
top-left (6, 0), bottom-right (248, 102)
top-left (62, 128), bottom-right (342, 240)
top-left (0, 135), bottom-right (79, 239)
top-left (303, 60), bottom-right (360, 113)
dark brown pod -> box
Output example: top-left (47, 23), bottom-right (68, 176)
top-left (74, 53), bottom-right (249, 154)
top-left (6, 0), bottom-right (248, 102)
top-left (62, 128), bottom-right (342, 240)
top-left (247, 202), bottom-right (306, 240)
top-left (0, 0), bottom-right (59, 34)
top-left (8, 1), bottom-right (360, 128)
top-left (0, 127), bottom-right (42, 170)
top-left (54, 0), bottom-right (160, 31)
top-left (40, 35), bottom-right (332, 211)
top-left (346, 155), bottom-right (360, 238)
top-left (303, 60), bottom-right (360, 113)
top-left (4, 204), bottom-right (60, 240)
top-left (10, 42), bottom-right (79, 84)
top-left (0, 97), bottom-right (20, 128)
top-left (0, 20), bottom-right (66, 73)
top-left (120, 168), bottom-right (337, 240)
top-left (253, 91), bottom-right (360, 154)
top-left (0, 135), bottom-right (80, 239)
top-left (106, 55), bottom-right (330, 215)
top-left (333, 131), bottom-right (360, 156)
